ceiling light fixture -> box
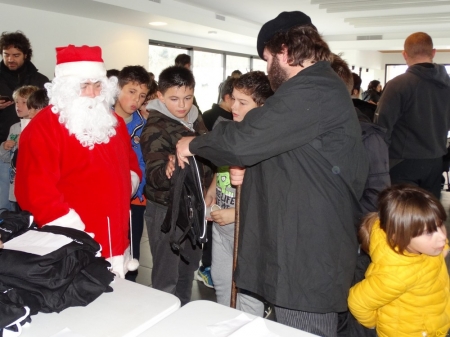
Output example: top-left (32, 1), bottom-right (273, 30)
top-left (149, 22), bottom-right (167, 26)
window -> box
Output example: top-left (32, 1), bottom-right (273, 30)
top-left (252, 58), bottom-right (267, 73)
top-left (192, 51), bottom-right (224, 112)
top-left (225, 55), bottom-right (250, 77)
top-left (148, 44), bottom-right (189, 81)
top-left (385, 64), bottom-right (408, 83)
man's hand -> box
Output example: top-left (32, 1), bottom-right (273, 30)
top-left (211, 208), bottom-right (235, 226)
top-left (176, 136), bottom-right (195, 169)
top-left (165, 154), bottom-right (176, 179)
top-left (3, 140), bottom-right (16, 151)
top-left (230, 166), bottom-right (245, 186)
top-left (0, 100), bottom-right (14, 110)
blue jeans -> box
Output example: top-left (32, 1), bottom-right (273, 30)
top-left (0, 160), bottom-right (11, 211)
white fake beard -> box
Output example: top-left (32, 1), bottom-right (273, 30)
top-left (56, 96), bottom-right (117, 150)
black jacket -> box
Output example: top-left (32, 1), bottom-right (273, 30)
top-left (201, 103), bottom-right (232, 131)
top-left (190, 61), bottom-right (369, 312)
top-left (0, 60), bottom-right (49, 142)
top-left (375, 63), bottom-right (450, 160)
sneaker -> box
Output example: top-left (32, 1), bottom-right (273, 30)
top-left (197, 266), bottom-right (214, 288)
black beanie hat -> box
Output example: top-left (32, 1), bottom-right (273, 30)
top-left (256, 11), bottom-right (316, 59)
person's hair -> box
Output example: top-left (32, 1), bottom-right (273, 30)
top-left (265, 25), bottom-right (332, 67)
top-left (12, 85), bottom-right (39, 101)
top-left (330, 54), bottom-right (353, 94)
top-left (118, 66), bottom-right (151, 89)
top-left (106, 69), bottom-right (120, 78)
top-left (352, 73), bottom-right (362, 93)
top-left (146, 79), bottom-right (159, 101)
top-left (174, 54), bottom-right (191, 67)
top-left (404, 32), bottom-right (434, 59)
top-left (231, 70), bottom-right (242, 78)
top-left (359, 185), bottom-right (447, 255)
top-left (158, 66), bottom-right (195, 94)
top-left (0, 31), bottom-right (32, 59)
top-left (368, 80), bottom-right (380, 91)
top-left (233, 71), bottom-right (274, 106)
top-left (220, 77), bottom-right (236, 100)
top-left (27, 89), bottom-right (49, 110)
top-left (148, 72), bottom-right (155, 82)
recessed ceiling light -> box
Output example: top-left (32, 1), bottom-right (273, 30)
top-left (149, 22), bottom-right (167, 26)
top-left (208, 31), bottom-right (217, 34)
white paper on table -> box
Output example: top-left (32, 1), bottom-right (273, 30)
top-left (3, 231), bottom-right (73, 256)
top-left (50, 328), bottom-right (86, 337)
top-left (207, 313), bottom-right (279, 337)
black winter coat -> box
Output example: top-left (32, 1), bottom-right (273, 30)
top-left (190, 61), bottom-right (369, 312)
top-left (0, 60), bottom-right (49, 142)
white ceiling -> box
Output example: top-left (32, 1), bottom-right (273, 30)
top-left (2, 0), bottom-right (450, 53)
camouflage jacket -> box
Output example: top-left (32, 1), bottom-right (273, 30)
top-left (140, 109), bottom-right (213, 206)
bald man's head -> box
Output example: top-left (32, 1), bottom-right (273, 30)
top-left (403, 32), bottom-right (435, 64)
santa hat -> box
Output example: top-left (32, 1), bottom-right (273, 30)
top-left (54, 45), bottom-right (106, 79)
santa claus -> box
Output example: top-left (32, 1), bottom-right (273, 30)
top-left (15, 45), bottom-right (141, 278)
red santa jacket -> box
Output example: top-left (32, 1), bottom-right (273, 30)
top-left (15, 106), bottom-right (141, 258)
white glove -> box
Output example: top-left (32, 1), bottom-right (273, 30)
top-left (45, 209), bottom-right (86, 231)
top-left (130, 170), bottom-right (140, 197)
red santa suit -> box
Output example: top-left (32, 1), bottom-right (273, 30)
top-left (16, 106), bottom-right (141, 260)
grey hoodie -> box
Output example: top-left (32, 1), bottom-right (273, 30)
top-left (375, 63), bottom-right (450, 159)
top-left (146, 99), bottom-right (199, 132)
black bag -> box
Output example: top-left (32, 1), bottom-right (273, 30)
top-left (0, 209), bottom-right (36, 243)
top-left (162, 157), bottom-right (207, 259)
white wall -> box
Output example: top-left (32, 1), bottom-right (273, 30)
top-left (0, 3), bottom-right (255, 79)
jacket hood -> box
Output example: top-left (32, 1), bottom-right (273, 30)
top-left (407, 63), bottom-right (450, 89)
top-left (370, 220), bottom-right (426, 267)
top-left (146, 98), bottom-right (198, 131)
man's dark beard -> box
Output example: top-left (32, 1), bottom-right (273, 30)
top-left (268, 56), bottom-right (289, 92)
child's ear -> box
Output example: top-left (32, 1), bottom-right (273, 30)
top-left (157, 91), bottom-right (164, 102)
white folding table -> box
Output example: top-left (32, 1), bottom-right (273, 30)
top-left (20, 278), bottom-right (180, 337)
top-left (137, 300), bottom-right (319, 337)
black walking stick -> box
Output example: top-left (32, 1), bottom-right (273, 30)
top-left (230, 185), bottom-right (241, 308)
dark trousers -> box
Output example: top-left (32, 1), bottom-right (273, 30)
top-left (390, 157), bottom-right (443, 199)
top-left (125, 203), bottom-right (146, 282)
top-left (145, 200), bottom-right (202, 306)
top-left (274, 306), bottom-right (338, 337)
top-left (201, 221), bottom-right (213, 267)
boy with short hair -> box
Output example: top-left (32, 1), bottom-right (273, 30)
top-left (113, 65), bottom-right (151, 281)
top-left (207, 71), bottom-right (273, 315)
top-left (27, 88), bottom-right (49, 118)
top-left (0, 85), bottom-right (38, 211)
top-left (140, 65), bottom-right (213, 305)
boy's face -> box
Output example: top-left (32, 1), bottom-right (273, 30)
top-left (157, 86), bottom-right (194, 121)
top-left (28, 107), bottom-right (42, 119)
top-left (231, 88), bottom-right (258, 122)
top-left (115, 81), bottom-right (149, 118)
top-left (15, 97), bottom-right (30, 118)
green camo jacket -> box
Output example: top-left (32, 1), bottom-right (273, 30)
top-left (140, 109), bottom-right (213, 206)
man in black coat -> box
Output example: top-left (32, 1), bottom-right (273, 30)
top-left (375, 32), bottom-right (450, 199)
top-left (176, 12), bottom-right (368, 337)
top-left (0, 31), bottom-right (49, 211)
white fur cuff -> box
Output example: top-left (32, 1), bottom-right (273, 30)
top-left (131, 170), bottom-right (140, 197)
top-left (45, 209), bottom-right (86, 231)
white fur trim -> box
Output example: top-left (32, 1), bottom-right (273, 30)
top-left (106, 246), bottom-right (138, 278)
top-left (131, 170), bottom-right (140, 197)
top-left (55, 61), bottom-right (106, 78)
top-left (45, 209), bottom-right (85, 231)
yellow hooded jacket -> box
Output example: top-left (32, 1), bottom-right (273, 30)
top-left (348, 220), bottom-right (450, 337)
